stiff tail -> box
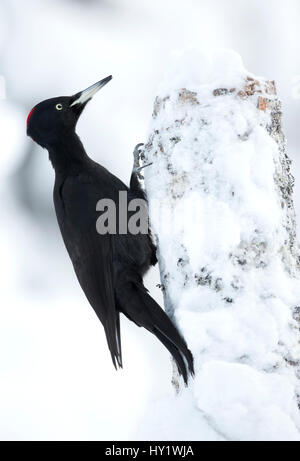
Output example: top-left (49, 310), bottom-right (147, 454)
top-left (150, 311), bottom-right (194, 385)
top-left (152, 327), bottom-right (192, 384)
top-left (117, 280), bottom-right (194, 384)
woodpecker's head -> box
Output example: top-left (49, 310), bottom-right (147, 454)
top-left (26, 76), bottom-right (112, 148)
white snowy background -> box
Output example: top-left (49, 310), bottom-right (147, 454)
top-left (0, 0), bottom-right (300, 441)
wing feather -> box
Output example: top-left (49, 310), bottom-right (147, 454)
top-left (56, 174), bottom-right (122, 368)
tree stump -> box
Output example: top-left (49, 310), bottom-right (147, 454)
top-left (142, 50), bottom-right (300, 441)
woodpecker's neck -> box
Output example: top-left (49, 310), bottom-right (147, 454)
top-left (47, 132), bottom-right (89, 174)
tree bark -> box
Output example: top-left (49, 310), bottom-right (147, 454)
top-left (142, 50), bottom-right (300, 441)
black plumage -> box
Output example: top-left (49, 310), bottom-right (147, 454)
top-left (26, 76), bottom-right (194, 383)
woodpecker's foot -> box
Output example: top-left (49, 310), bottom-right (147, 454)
top-left (132, 143), bottom-right (146, 180)
top-left (132, 143), bottom-right (144, 173)
top-left (133, 143), bottom-right (153, 179)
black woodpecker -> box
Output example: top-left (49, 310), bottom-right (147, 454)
top-left (26, 76), bottom-right (194, 384)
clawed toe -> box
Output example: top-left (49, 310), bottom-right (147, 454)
top-left (133, 143), bottom-right (145, 172)
top-left (137, 162), bottom-right (153, 171)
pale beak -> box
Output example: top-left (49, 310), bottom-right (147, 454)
top-left (70, 75), bottom-right (112, 107)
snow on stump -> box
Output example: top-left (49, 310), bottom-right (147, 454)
top-left (142, 50), bottom-right (300, 441)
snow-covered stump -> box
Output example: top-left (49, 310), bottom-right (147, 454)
top-left (142, 50), bottom-right (300, 441)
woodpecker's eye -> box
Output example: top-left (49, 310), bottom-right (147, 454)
top-left (56, 103), bottom-right (63, 111)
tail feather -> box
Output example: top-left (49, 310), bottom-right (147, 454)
top-left (117, 280), bottom-right (194, 383)
top-left (139, 284), bottom-right (194, 379)
top-left (153, 327), bottom-right (189, 384)
top-left (152, 319), bottom-right (194, 383)
top-left (149, 305), bottom-right (194, 379)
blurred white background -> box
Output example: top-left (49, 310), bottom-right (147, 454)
top-left (0, 0), bottom-right (299, 440)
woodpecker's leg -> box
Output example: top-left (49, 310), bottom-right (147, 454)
top-left (130, 144), bottom-right (157, 266)
top-left (132, 143), bottom-right (144, 176)
top-left (130, 143), bottom-right (147, 198)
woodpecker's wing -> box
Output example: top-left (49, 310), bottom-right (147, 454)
top-left (74, 231), bottom-right (122, 369)
top-left (54, 173), bottom-right (122, 369)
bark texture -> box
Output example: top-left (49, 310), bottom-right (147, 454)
top-left (142, 53), bottom-right (300, 440)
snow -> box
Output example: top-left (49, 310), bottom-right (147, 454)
top-left (158, 49), bottom-right (247, 96)
top-left (142, 49), bottom-right (300, 441)
top-left (1, 0), bottom-right (300, 442)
